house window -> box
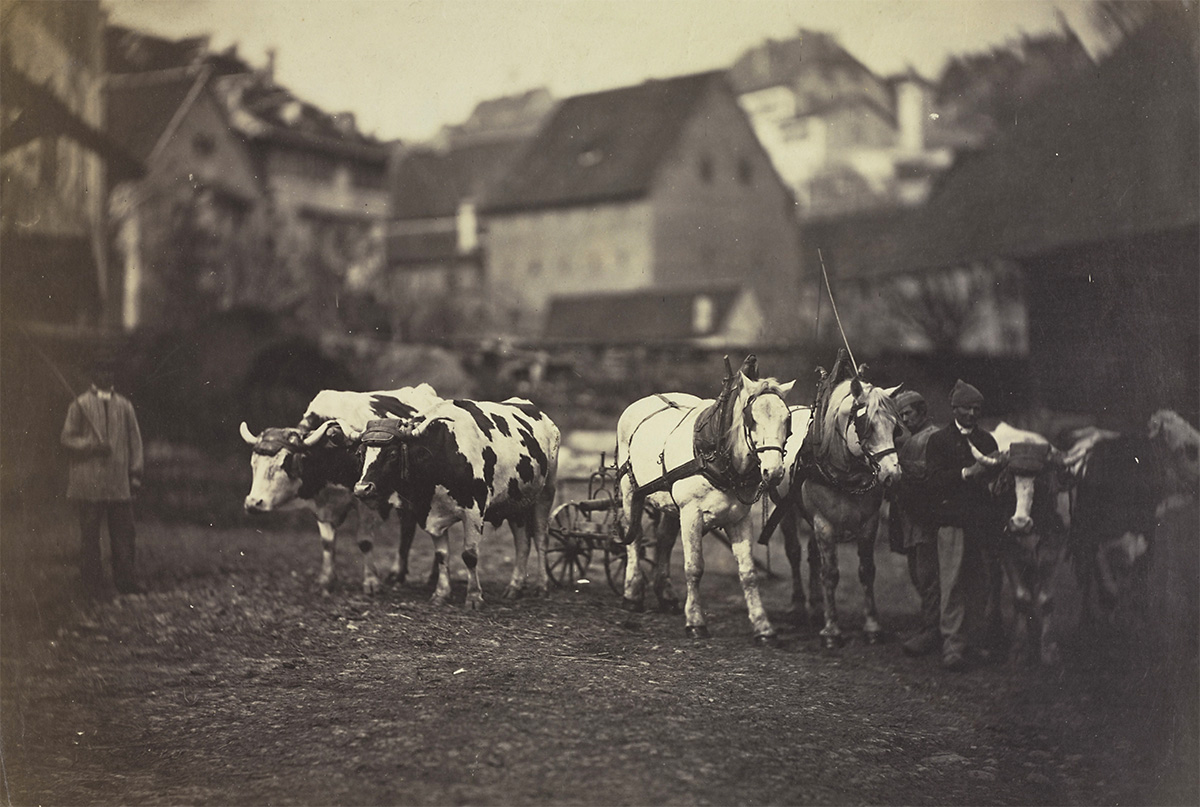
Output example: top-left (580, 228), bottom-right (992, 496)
top-left (698, 153), bottom-right (714, 184)
top-left (737, 157), bottom-right (753, 186)
top-left (692, 295), bottom-right (716, 334)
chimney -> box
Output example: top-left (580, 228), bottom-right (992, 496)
top-left (332, 112), bottom-right (357, 135)
top-left (895, 72), bottom-right (926, 152)
top-left (265, 47), bottom-right (276, 82)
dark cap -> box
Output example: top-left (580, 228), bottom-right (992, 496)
top-left (949, 379), bottom-right (984, 408)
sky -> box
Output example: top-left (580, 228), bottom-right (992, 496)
top-left (104, 0), bottom-right (1099, 143)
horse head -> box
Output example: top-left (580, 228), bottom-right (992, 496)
top-left (734, 369), bottom-right (795, 487)
top-left (823, 379), bottom-right (903, 486)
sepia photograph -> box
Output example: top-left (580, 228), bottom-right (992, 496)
top-left (1, 0), bottom-right (1196, 803)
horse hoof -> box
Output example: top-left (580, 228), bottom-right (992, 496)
top-left (821, 634), bottom-right (844, 650)
top-left (621, 597), bottom-right (645, 613)
top-left (685, 625), bottom-right (710, 640)
top-left (753, 633), bottom-right (779, 648)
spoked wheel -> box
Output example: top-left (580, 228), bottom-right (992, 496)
top-left (603, 534), bottom-right (655, 595)
top-left (545, 502), bottom-right (597, 588)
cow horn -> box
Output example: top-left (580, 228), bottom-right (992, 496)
top-left (969, 441), bottom-right (1004, 467)
top-left (302, 419), bottom-right (336, 447)
top-left (239, 421), bottom-right (259, 446)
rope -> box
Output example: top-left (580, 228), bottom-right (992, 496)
top-left (817, 249), bottom-right (859, 374)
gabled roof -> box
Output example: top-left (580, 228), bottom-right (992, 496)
top-left (481, 71), bottom-right (726, 215)
top-left (543, 283), bottom-right (747, 342)
top-left (807, 10), bottom-right (1199, 279)
top-left (391, 139), bottom-right (526, 219)
top-left (106, 25), bottom-right (251, 76)
top-left (730, 30), bottom-right (875, 95)
top-left (106, 70), bottom-right (207, 163)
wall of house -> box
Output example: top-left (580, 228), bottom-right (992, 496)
top-left (651, 85), bottom-right (805, 344)
top-left (265, 146), bottom-right (389, 221)
top-left (0, 1), bottom-right (106, 239)
top-left (823, 105), bottom-right (896, 154)
top-left (483, 200), bottom-right (655, 333)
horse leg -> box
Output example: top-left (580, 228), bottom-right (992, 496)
top-left (652, 510), bottom-right (681, 614)
top-left (858, 515), bottom-right (883, 643)
top-left (680, 507), bottom-right (709, 638)
top-left (813, 514), bottom-right (844, 648)
top-left (780, 509), bottom-right (805, 621)
top-left (619, 476), bottom-right (648, 611)
top-left (808, 534), bottom-right (823, 626)
top-left (728, 519), bottom-right (777, 644)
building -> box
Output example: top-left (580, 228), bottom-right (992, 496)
top-left (480, 71), bottom-right (804, 344)
top-left (804, 7), bottom-right (1198, 428)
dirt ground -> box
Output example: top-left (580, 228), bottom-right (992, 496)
top-left (1, 487), bottom-right (1197, 806)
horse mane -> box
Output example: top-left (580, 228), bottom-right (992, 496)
top-left (817, 379), bottom-right (897, 455)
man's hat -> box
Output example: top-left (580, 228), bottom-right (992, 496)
top-left (893, 390), bottom-right (925, 410)
top-left (949, 379), bottom-right (984, 408)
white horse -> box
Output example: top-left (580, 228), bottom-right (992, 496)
top-left (774, 377), bottom-right (903, 648)
top-left (616, 356), bottom-right (794, 643)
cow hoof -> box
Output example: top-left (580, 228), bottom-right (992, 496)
top-left (466, 595), bottom-right (485, 611)
top-left (363, 582), bottom-right (381, 597)
top-left (821, 634), bottom-right (844, 650)
top-left (429, 595), bottom-right (451, 607)
top-left (685, 625), bottom-right (710, 640)
top-left (501, 585), bottom-right (523, 600)
top-left (753, 633), bottom-right (779, 648)
top-left (621, 597), bottom-right (645, 613)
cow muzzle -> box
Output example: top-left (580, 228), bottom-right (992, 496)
top-left (244, 496), bottom-right (268, 513)
top-left (354, 481), bottom-right (377, 500)
top-left (1008, 515), bottom-right (1033, 535)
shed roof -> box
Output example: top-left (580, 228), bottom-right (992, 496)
top-left (481, 71), bottom-right (726, 214)
top-left (391, 139), bottom-right (526, 220)
top-left (543, 283), bottom-right (746, 342)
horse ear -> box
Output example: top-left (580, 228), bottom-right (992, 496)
top-left (778, 380), bottom-right (796, 397)
top-left (885, 384), bottom-right (904, 398)
top-left (740, 354), bottom-right (759, 381)
top-left (851, 377), bottom-right (863, 398)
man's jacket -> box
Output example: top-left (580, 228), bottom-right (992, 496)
top-left (60, 388), bottom-right (144, 501)
top-left (924, 423), bottom-right (1001, 531)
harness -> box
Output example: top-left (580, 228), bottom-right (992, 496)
top-left (620, 374), bottom-right (788, 505)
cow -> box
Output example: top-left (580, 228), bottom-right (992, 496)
top-left (239, 383), bottom-right (441, 594)
top-left (350, 397), bottom-right (560, 610)
top-left (969, 422), bottom-right (1071, 665)
top-left (1060, 411), bottom-right (1196, 629)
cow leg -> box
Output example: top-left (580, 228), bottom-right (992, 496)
top-left (1001, 552), bottom-right (1035, 663)
top-left (317, 519), bottom-right (338, 594)
top-left (680, 506), bottom-right (708, 638)
top-left (651, 510), bottom-right (681, 613)
top-left (728, 518), bottom-right (776, 643)
top-left (461, 515), bottom-right (487, 610)
top-left (528, 482), bottom-right (555, 598)
top-left (430, 531), bottom-right (452, 605)
top-left (813, 513), bottom-right (843, 648)
top-left (503, 519), bottom-right (532, 600)
top-left (395, 509), bottom-right (417, 586)
top-left (356, 507), bottom-right (386, 596)
top-left (781, 509), bottom-right (805, 620)
top-left (858, 515), bottom-right (883, 642)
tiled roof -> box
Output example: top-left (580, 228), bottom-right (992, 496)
top-left (391, 140), bottom-right (526, 220)
top-left (481, 71), bottom-right (726, 214)
top-left (729, 31), bottom-right (875, 95)
top-left (806, 12), bottom-right (1198, 279)
top-left (543, 283), bottom-right (745, 342)
top-left (105, 72), bottom-right (202, 162)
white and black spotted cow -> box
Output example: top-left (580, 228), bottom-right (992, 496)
top-left (239, 384), bottom-right (441, 594)
top-left (350, 397), bottom-right (560, 609)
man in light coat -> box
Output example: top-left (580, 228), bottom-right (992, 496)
top-left (60, 358), bottom-right (145, 596)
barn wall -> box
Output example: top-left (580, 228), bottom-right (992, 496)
top-left (1025, 226), bottom-right (1199, 430)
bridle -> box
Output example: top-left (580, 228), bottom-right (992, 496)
top-left (843, 396), bottom-right (898, 475)
top-left (742, 388), bottom-right (791, 461)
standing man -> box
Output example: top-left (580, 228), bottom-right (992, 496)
top-left (924, 379), bottom-right (1004, 671)
top-left (60, 356), bottom-right (145, 596)
top-left (889, 390), bottom-right (943, 657)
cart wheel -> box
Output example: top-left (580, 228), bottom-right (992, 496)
top-left (545, 503), bottom-right (595, 588)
